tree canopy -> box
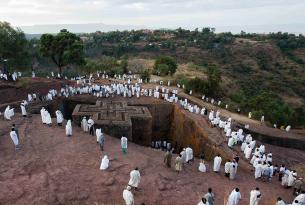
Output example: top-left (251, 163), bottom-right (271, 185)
top-left (0, 21), bottom-right (30, 71)
top-left (153, 56), bottom-right (177, 76)
top-left (39, 29), bottom-right (85, 75)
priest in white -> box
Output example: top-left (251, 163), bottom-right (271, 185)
top-left (226, 188), bottom-right (241, 205)
top-left (128, 168), bottom-right (141, 189)
top-left (185, 146), bottom-right (193, 163)
top-left (123, 186), bottom-right (134, 205)
top-left (250, 187), bottom-right (261, 205)
top-left (213, 154), bottom-right (222, 173)
top-left (99, 155), bottom-right (109, 170)
top-left (65, 120), bottom-right (72, 136)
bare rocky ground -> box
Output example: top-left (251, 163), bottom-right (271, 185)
top-left (1, 113), bottom-right (304, 205)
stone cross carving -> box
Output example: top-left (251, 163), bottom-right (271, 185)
top-left (72, 100), bottom-right (152, 145)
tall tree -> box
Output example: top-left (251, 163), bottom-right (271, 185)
top-left (0, 21), bottom-right (30, 71)
top-left (39, 29), bottom-right (85, 75)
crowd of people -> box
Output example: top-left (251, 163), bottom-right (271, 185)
top-left (1, 71), bottom-right (304, 205)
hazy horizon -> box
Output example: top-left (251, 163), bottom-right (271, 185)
top-left (1, 0), bottom-right (305, 34)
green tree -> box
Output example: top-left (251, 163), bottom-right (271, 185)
top-left (154, 56), bottom-right (177, 76)
top-left (39, 29), bottom-right (85, 76)
top-left (206, 66), bottom-right (221, 96)
top-left (0, 21), bottom-right (30, 71)
top-left (140, 69), bottom-right (151, 83)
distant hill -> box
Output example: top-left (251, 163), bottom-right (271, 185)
top-left (21, 23), bottom-right (145, 35)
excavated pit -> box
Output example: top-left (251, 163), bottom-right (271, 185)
top-left (28, 96), bottom-right (231, 161)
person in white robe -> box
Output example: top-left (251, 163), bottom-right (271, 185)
top-left (20, 103), bottom-right (27, 117)
top-left (65, 120), bottom-right (72, 136)
top-left (45, 111), bottom-right (52, 126)
top-left (81, 117), bottom-right (89, 132)
top-left (121, 136), bottom-right (128, 154)
top-left (40, 107), bottom-right (46, 123)
top-left (213, 155), bottom-right (222, 173)
top-left (254, 162), bottom-right (263, 179)
top-left (55, 110), bottom-right (64, 125)
top-left (99, 155), bottom-right (109, 170)
top-left (185, 146), bottom-right (193, 163)
top-left (250, 188), bottom-right (261, 205)
top-left (229, 163), bottom-right (237, 180)
top-left (10, 128), bottom-right (20, 149)
top-left (123, 186), bottom-right (134, 205)
top-left (198, 161), bottom-right (207, 173)
top-left (180, 148), bottom-right (187, 163)
top-left (287, 171), bottom-right (297, 187)
top-left (228, 137), bottom-right (235, 149)
top-left (244, 145), bottom-right (252, 159)
top-left (293, 192), bottom-right (305, 205)
top-left (226, 188), bottom-right (241, 205)
top-left (128, 168), bottom-right (141, 189)
top-left (224, 160), bottom-right (231, 177)
top-left (4, 106), bottom-right (14, 120)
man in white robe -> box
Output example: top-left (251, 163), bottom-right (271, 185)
top-left (121, 136), bottom-right (128, 154)
top-left (226, 188), bottom-right (241, 205)
top-left (10, 128), bottom-right (20, 149)
top-left (128, 168), bottom-right (141, 189)
top-left (250, 187), bottom-right (261, 205)
top-left (100, 155), bottom-right (109, 170)
top-left (180, 148), bottom-right (187, 163)
top-left (293, 191), bottom-right (305, 205)
top-left (45, 111), bottom-right (52, 126)
top-left (213, 154), bottom-right (222, 173)
top-left (65, 120), bottom-right (72, 136)
top-left (123, 186), bottom-right (134, 205)
top-left (55, 110), bottom-right (64, 126)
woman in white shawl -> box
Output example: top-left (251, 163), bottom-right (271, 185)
top-left (10, 128), bottom-right (19, 149)
top-left (100, 155), bottom-right (109, 170)
top-left (65, 120), bottom-right (72, 136)
top-left (4, 105), bottom-right (14, 120)
top-left (55, 110), bottom-right (64, 126)
top-left (81, 117), bottom-right (88, 132)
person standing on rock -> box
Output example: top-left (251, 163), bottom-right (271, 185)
top-left (213, 154), bottom-right (222, 173)
top-left (204, 188), bottom-right (215, 205)
top-left (128, 168), bottom-right (141, 190)
top-left (123, 186), bottom-right (134, 205)
top-left (87, 117), bottom-right (95, 136)
top-left (164, 149), bottom-right (172, 168)
top-left (121, 136), bottom-right (128, 154)
top-left (10, 128), bottom-right (20, 150)
top-left (175, 154), bottom-right (183, 173)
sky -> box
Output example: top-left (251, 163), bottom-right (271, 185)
top-left (1, 0), bottom-right (305, 32)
